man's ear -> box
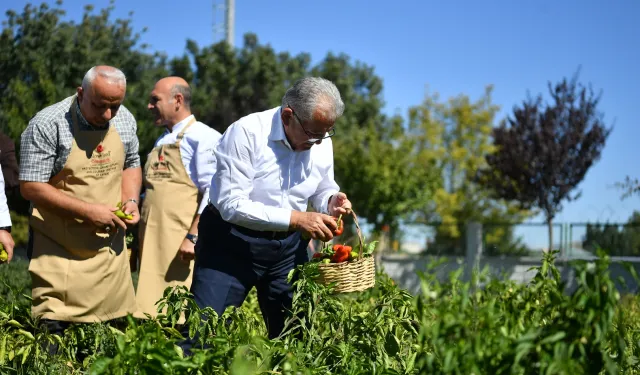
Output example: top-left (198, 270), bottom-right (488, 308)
top-left (76, 87), bottom-right (84, 102)
top-left (281, 107), bottom-right (293, 127)
top-left (175, 94), bottom-right (183, 110)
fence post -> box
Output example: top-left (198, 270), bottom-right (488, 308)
top-left (465, 222), bottom-right (483, 282)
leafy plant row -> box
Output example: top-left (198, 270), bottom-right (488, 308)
top-left (0, 250), bottom-right (638, 374)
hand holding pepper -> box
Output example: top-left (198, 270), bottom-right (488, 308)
top-left (328, 192), bottom-right (352, 217)
top-left (117, 200), bottom-right (140, 226)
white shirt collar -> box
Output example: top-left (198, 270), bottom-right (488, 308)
top-left (268, 107), bottom-right (292, 149)
top-left (166, 114), bottom-right (195, 134)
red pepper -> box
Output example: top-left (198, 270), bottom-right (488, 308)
top-left (331, 247), bottom-right (350, 263)
top-left (334, 215), bottom-right (344, 236)
top-left (312, 252), bottom-right (323, 259)
top-left (332, 244), bottom-right (344, 252)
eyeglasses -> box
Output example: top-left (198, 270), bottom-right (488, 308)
top-left (288, 105), bottom-right (335, 142)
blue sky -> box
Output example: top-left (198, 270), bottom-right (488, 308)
top-left (2, 0), bottom-right (639, 248)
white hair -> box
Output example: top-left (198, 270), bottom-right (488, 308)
top-left (282, 77), bottom-right (344, 123)
top-left (81, 66), bottom-right (127, 90)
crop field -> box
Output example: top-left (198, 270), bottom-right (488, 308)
top-left (0, 250), bottom-right (638, 374)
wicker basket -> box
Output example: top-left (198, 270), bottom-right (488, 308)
top-left (316, 211), bottom-right (376, 293)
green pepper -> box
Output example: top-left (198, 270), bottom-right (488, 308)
top-left (114, 210), bottom-right (133, 220)
top-left (114, 202), bottom-right (133, 220)
top-left (0, 244), bottom-right (7, 263)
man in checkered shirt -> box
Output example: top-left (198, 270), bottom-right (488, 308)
top-left (19, 65), bottom-right (142, 344)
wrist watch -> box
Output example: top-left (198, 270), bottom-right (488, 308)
top-left (185, 233), bottom-right (198, 244)
top-left (0, 226), bottom-right (10, 233)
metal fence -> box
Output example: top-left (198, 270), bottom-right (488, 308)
top-left (395, 221), bottom-right (640, 258)
top-left (566, 223), bottom-right (640, 258)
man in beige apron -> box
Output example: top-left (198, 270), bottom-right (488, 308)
top-left (19, 66), bottom-right (141, 339)
top-left (135, 77), bottom-right (221, 320)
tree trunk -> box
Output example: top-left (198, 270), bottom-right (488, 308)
top-left (547, 219), bottom-right (554, 253)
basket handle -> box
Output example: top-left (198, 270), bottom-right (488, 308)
top-left (350, 210), bottom-right (365, 260)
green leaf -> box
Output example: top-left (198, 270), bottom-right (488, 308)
top-left (539, 331), bottom-right (566, 345)
top-left (365, 241), bottom-right (379, 255)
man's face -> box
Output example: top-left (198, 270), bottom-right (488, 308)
top-left (76, 78), bottom-right (125, 128)
top-left (282, 104), bottom-right (336, 151)
top-left (147, 83), bottom-right (174, 127)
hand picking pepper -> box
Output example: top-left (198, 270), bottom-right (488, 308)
top-left (114, 202), bottom-right (133, 220)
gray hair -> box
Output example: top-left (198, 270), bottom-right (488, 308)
top-left (81, 66), bottom-right (127, 90)
top-left (282, 77), bottom-right (344, 123)
top-left (170, 83), bottom-right (192, 110)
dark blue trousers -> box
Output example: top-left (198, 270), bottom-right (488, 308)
top-left (178, 205), bottom-right (309, 353)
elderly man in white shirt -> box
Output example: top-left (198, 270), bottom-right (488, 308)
top-left (0, 168), bottom-right (14, 263)
top-left (179, 77), bottom-right (352, 353)
top-left (135, 76), bottom-right (222, 319)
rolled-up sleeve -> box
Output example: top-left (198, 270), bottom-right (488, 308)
top-left (209, 123), bottom-right (292, 231)
top-left (19, 115), bottom-right (58, 183)
top-left (193, 129), bottom-right (222, 214)
top-left (309, 162), bottom-right (340, 215)
top-left (0, 169), bottom-right (11, 227)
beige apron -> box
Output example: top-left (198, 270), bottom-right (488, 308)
top-left (135, 118), bottom-right (201, 320)
top-left (28, 97), bottom-right (137, 323)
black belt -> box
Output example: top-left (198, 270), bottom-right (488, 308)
top-left (207, 203), bottom-right (296, 240)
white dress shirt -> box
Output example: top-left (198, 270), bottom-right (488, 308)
top-left (153, 115), bottom-right (222, 214)
top-left (0, 167), bottom-right (11, 228)
top-left (209, 106), bottom-right (340, 231)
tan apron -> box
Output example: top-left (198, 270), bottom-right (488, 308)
top-left (135, 118), bottom-right (201, 320)
top-left (28, 96), bottom-right (137, 323)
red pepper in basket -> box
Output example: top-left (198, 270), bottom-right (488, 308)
top-left (331, 246), bottom-right (350, 263)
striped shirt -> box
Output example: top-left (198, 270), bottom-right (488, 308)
top-left (19, 95), bottom-right (140, 183)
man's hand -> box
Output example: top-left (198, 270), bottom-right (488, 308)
top-left (85, 204), bottom-right (127, 233)
top-left (120, 200), bottom-right (140, 226)
top-left (290, 211), bottom-right (338, 242)
top-left (178, 237), bottom-right (195, 264)
top-left (0, 230), bottom-right (15, 264)
top-left (328, 192), bottom-right (352, 217)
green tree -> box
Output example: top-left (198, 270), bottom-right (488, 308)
top-left (406, 86), bottom-right (532, 255)
top-left (0, 1), bottom-right (168, 157)
top-left (186, 34), bottom-right (310, 134)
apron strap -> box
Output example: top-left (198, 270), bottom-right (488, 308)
top-left (158, 116), bottom-right (197, 160)
top-left (176, 117), bottom-right (197, 143)
top-left (70, 95), bottom-right (80, 135)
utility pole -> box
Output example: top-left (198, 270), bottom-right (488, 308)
top-left (213, 0), bottom-right (235, 46)
top-left (226, 0), bottom-right (234, 46)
